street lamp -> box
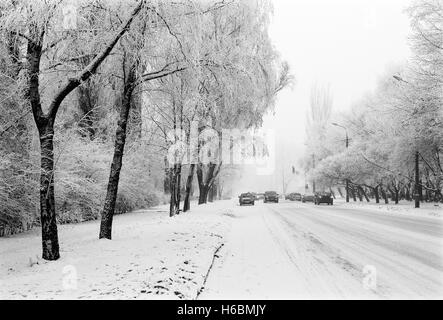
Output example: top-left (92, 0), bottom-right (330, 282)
top-left (393, 75), bottom-right (409, 84)
top-left (332, 122), bottom-right (349, 202)
top-left (392, 75), bottom-right (420, 208)
top-left (332, 123), bottom-right (349, 148)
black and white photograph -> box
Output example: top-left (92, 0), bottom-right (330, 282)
top-left (0, 0), bottom-right (442, 304)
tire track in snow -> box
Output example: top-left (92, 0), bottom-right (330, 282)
top-left (269, 203), bottom-right (443, 299)
top-left (264, 205), bottom-right (380, 299)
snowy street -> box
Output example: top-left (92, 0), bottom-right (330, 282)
top-left (1, 199), bottom-right (442, 299)
top-left (0, 0), bottom-right (441, 306)
top-left (200, 200), bottom-right (443, 299)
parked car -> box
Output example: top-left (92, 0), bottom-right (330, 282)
top-left (256, 193), bottom-right (265, 200)
top-left (302, 194), bottom-right (315, 203)
top-left (285, 192), bottom-right (301, 201)
top-left (264, 191), bottom-right (279, 203)
top-left (239, 193), bottom-right (255, 206)
top-left (314, 192), bottom-right (333, 205)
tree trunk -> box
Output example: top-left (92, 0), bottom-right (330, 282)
top-left (350, 187), bottom-right (357, 201)
top-left (208, 183), bottom-right (217, 203)
top-left (393, 186), bottom-right (399, 204)
top-left (359, 186), bottom-right (370, 202)
top-left (356, 187), bottom-right (363, 201)
top-left (405, 185), bottom-right (411, 201)
top-left (183, 164), bottom-right (195, 212)
top-left (214, 182), bottom-right (219, 200)
top-left (435, 190), bottom-right (442, 203)
top-left (374, 186), bottom-right (380, 204)
top-left (27, 40), bottom-right (60, 260)
top-left (196, 164), bottom-right (204, 204)
top-left (388, 185), bottom-right (399, 204)
top-left (198, 186), bottom-right (209, 204)
top-left (208, 186), bottom-right (214, 203)
top-left (196, 161), bottom-right (222, 204)
top-left (25, 2), bottom-right (143, 257)
top-left (418, 180), bottom-right (423, 201)
top-left (99, 64), bottom-right (136, 239)
top-left (175, 164), bottom-right (182, 215)
top-left (380, 185), bottom-right (389, 204)
top-left (197, 163), bottom-right (213, 204)
top-left (161, 157), bottom-right (169, 193)
top-left (169, 166), bottom-right (177, 217)
top-left (39, 123), bottom-right (60, 260)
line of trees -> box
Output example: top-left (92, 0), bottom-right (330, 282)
top-left (0, 0), bottom-right (289, 260)
top-left (304, 0), bottom-right (442, 205)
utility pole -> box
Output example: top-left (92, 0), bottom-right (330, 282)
top-left (282, 168), bottom-right (285, 196)
top-left (312, 154), bottom-right (316, 193)
top-left (332, 122), bottom-right (349, 202)
top-left (345, 130), bottom-right (349, 203)
top-left (415, 151), bottom-right (420, 208)
top-left (393, 76), bottom-right (420, 209)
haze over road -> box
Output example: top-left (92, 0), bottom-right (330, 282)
top-left (201, 200), bottom-right (443, 299)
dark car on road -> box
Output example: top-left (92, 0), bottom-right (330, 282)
top-left (239, 193), bottom-right (255, 206)
top-left (285, 192), bottom-right (301, 201)
top-left (314, 192), bottom-right (333, 205)
top-left (264, 191), bottom-right (279, 203)
top-left (302, 194), bottom-right (315, 203)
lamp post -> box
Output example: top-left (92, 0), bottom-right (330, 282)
top-left (415, 151), bottom-right (420, 208)
top-left (312, 154), bottom-right (316, 193)
top-left (332, 122), bottom-right (349, 202)
top-left (393, 75), bottom-right (420, 208)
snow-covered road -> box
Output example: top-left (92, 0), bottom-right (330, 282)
top-left (200, 201), bottom-right (443, 299)
top-left (2, 199), bottom-right (442, 299)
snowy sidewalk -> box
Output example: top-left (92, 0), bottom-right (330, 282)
top-left (0, 201), bottom-right (232, 299)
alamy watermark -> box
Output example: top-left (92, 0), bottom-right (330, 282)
top-left (166, 121), bottom-right (275, 175)
top-left (62, 264), bottom-right (78, 291)
top-left (62, 3), bottom-right (77, 30)
top-left (362, 265), bottom-right (377, 291)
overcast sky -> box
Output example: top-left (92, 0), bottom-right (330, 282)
top-left (237, 0), bottom-right (413, 193)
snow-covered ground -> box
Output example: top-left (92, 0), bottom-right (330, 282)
top-left (200, 200), bottom-right (443, 300)
top-left (2, 198), bottom-right (442, 300)
top-left (0, 201), bottom-right (232, 299)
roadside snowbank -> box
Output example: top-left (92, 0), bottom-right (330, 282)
top-left (333, 199), bottom-right (442, 219)
top-left (0, 201), bottom-right (233, 299)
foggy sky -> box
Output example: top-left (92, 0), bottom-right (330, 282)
top-left (235, 0), bottom-right (412, 194)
